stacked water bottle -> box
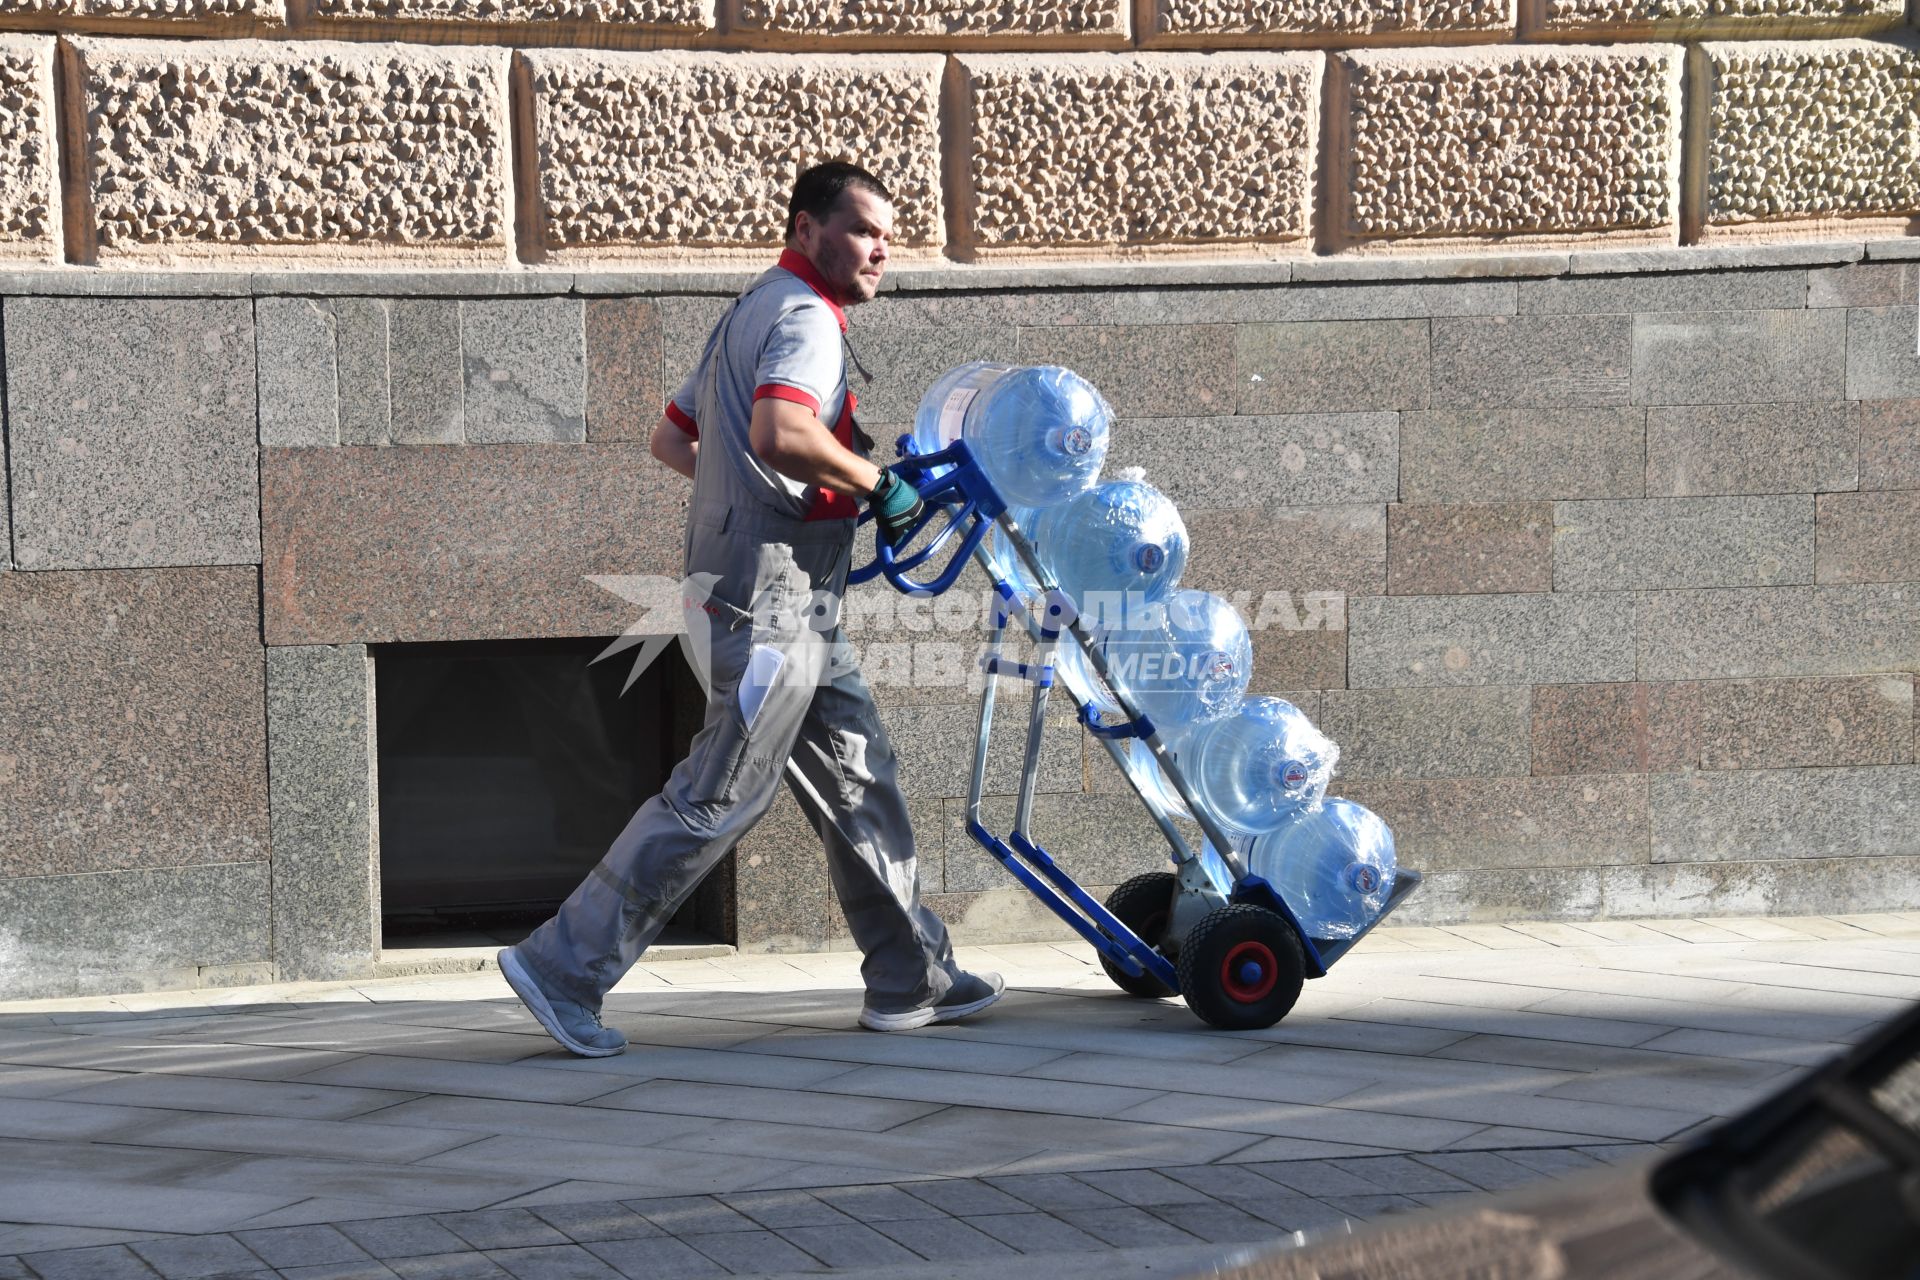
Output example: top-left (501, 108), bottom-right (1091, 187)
top-left (910, 362), bottom-right (1396, 943)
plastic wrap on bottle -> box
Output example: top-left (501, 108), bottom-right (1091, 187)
top-left (1248, 798), bottom-right (1395, 941)
top-left (1184, 697), bottom-right (1339, 834)
top-left (986, 504), bottom-right (1046, 602)
top-left (910, 363), bottom-right (1110, 508)
top-left (1057, 588), bottom-right (1252, 734)
top-left (1029, 470), bottom-right (1188, 611)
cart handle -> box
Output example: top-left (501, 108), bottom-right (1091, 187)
top-left (849, 438), bottom-right (1007, 597)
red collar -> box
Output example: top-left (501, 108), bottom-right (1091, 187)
top-left (777, 249), bottom-right (848, 332)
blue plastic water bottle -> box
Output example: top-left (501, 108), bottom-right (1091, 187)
top-left (1060, 589), bottom-right (1252, 734)
top-left (1184, 697), bottom-right (1339, 834)
top-left (1030, 470), bottom-right (1188, 612)
top-left (987, 504), bottom-right (1046, 602)
top-left (910, 363), bottom-right (1110, 508)
top-left (1248, 798), bottom-right (1396, 941)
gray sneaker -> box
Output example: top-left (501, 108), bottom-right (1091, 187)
top-left (498, 947), bottom-right (627, 1058)
top-left (859, 971), bottom-right (1006, 1032)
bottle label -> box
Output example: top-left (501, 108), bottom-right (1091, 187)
top-left (937, 387), bottom-right (978, 447)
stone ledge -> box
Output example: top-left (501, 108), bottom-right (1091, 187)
top-left (1570, 242), bottom-right (1865, 273)
top-left (1865, 239), bottom-right (1920, 261)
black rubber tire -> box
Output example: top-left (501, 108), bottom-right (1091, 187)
top-left (1099, 872), bottom-right (1179, 999)
top-left (1177, 904), bottom-right (1307, 1031)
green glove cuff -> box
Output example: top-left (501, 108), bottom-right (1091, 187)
top-left (869, 470), bottom-right (921, 521)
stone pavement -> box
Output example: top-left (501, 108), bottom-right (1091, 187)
top-left (1, 912), bottom-right (1917, 1279)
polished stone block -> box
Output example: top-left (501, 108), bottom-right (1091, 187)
top-left (1430, 315), bottom-right (1631, 409)
top-left (1815, 490), bottom-right (1920, 584)
top-left (1399, 408), bottom-right (1644, 502)
top-left (1645, 402), bottom-right (1856, 497)
top-left (3, 297), bottom-right (259, 569)
top-left (1847, 305), bottom-right (1920, 401)
top-left (267, 645), bottom-right (379, 982)
top-left (585, 298), bottom-right (664, 444)
top-left (256, 297), bottom-right (340, 448)
top-left (0, 861), bottom-right (271, 1000)
top-left (1107, 414), bottom-right (1398, 508)
top-left (261, 444), bottom-right (689, 645)
top-left (1517, 268), bottom-right (1806, 315)
top-left (1387, 503), bottom-right (1553, 595)
top-left (388, 299), bottom-right (463, 445)
top-left (334, 298), bottom-right (391, 447)
top-left (1552, 496), bottom-right (1813, 590)
top-left (1807, 261), bottom-right (1918, 308)
top-left (1336, 775), bottom-right (1649, 872)
top-left (1319, 687), bottom-right (1532, 780)
top-left (942, 794), bottom-right (1167, 893)
top-left (1650, 766), bottom-right (1920, 863)
top-left (0, 566), bottom-right (268, 879)
top-left (461, 298), bottom-right (586, 444)
top-left (1857, 400), bottom-right (1920, 491)
top-left (1018, 324), bottom-right (1236, 418)
top-left (1632, 308), bottom-right (1846, 406)
top-left (1637, 584), bottom-right (1920, 681)
top-left (1348, 592), bottom-right (1636, 688)
top-left (1183, 504), bottom-right (1386, 598)
top-left (1236, 319), bottom-right (1429, 414)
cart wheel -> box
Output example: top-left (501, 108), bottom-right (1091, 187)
top-left (1099, 873), bottom-right (1178, 999)
top-left (1177, 904), bottom-right (1306, 1030)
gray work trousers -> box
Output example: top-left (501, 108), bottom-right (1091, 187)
top-left (517, 503), bottom-right (960, 1013)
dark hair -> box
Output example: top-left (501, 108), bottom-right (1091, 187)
top-left (785, 162), bottom-right (892, 241)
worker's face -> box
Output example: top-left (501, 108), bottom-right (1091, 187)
top-left (795, 187), bottom-right (893, 307)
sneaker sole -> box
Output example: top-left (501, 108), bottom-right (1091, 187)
top-left (859, 982), bottom-right (1005, 1033)
top-left (497, 948), bottom-right (625, 1058)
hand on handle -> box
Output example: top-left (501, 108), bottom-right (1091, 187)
top-left (867, 468), bottom-right (925, 551)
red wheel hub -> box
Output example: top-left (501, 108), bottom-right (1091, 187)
top-left (1220, 940), bottom-right (1278, 1003)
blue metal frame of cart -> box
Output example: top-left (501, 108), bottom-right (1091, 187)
top-left (850, 437), bottom-right (1422, 1014)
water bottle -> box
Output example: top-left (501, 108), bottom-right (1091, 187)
top-left (1030, 469), bottom-right (1188, 611)
top-left (1059, 589), bottom-right (1252, 734)
top-left (1248, 798), bottom-right (1395, 941)
top-left (986, 504), bottom-right (1046, 602)
top-left (1184, 697), bottom-right (1339, 834)
top-left (909, 363), bottom-right (1110, 508)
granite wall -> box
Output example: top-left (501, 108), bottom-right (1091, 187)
top-left (2, 249), bottom-right (1917, 997)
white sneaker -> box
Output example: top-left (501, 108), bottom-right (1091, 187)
top-left (860, 971), bottom-right (1005, 1032)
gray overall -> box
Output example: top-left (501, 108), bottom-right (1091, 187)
top-left (517, 270), bottom-right (961, 1014)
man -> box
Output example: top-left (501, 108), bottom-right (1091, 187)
top-left (499, 162), bottom-right (1003, 1057)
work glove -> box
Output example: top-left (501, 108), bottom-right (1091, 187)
top-left (868, 468), bottom-right (925, 552)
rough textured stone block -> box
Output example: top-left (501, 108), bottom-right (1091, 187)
top-left (1237, 319), bottom-right (1429, 414)
top-left (1651, 766), bottom-right (1920, 863)
top-left (1553, 496), bottom-right (1813, 590)
top-left (1857, 400), bottom-right (1920, 491)
top-left (0, 861), bottom-right (270, 1000)
top-left (1646, 403), bottom-right (1856, 497)
top-left (959, 53), bottom-right (1321, 251)
top-left (1632, 309), bottom-right (1847, 406)
top-left (1516, 267), bottom-right (1807, 315)
top-left (1336, 775), bottom-right (1648, 871)
top-left (1846, 306), bottom-right (1920, 401)
top-left (1183, 504), bottom-right (1387, 598)
top-left (1154, 0), bottom-right (1510, 39)
top-left (585, 298), bottom-right (664, 444)
top-left (1319, 687), bottom-right (1532, 780)
top-left (1399, 407), bottom-right (1644, 502)
top-left (261, 444), bottom-right (690, 644)
top-left (740, 0), bottom-right (1124, 38)
top-left (528, 52), bottom-right (942, 255)
top-left (70, 40), bottom-right (510, 264)
top-left (0, 37), bottom-right (56, 265)
top-left (0, 567), bottom-right (268, 879)
top-left (388, 298), bottom-right (463, 445)
top-left (1430, 314), bottom-right (1631, 408)
top-left (4, 296), bottom-right (259, 570)
top-left (1016, 324), bottom-right (1234, 417)
top-left (1537, 0), bottom-right (1902, 35)
top-left (267, 645), bottom-right (379, 982)
top-left (1107, 414), bottom-right (1399, 508)
top-left (1637, 584), bottom-right (1920, 681)
top-left (0, 0), bottom-right (284, 20)
top-left (461, 298), bottom-right (585, 444)
top-left (1387, 502), bottom-right (1553, 595)
top-left (1807, 260), bottom-right (1918, 307)
top-left (1335, 47), bottom-right (1680, 244)
top-left (1701, 39), bottom-right (1920, 230)
top-left (1816, 490), bottom-right (1920, 584)
top-left (256, 297), bottom-right (340, 448)
top-left (334, 297), bottom-right (391, 446)
top-left (1532, 675), bottom-right (1915, 775)
top-left (315, 0), bottom-right (705, 25)
top-left (1348, 592), bottom-right (1636, 687)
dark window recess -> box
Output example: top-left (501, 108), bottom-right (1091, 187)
top-left (373, 636), bottom-right (724, 945)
